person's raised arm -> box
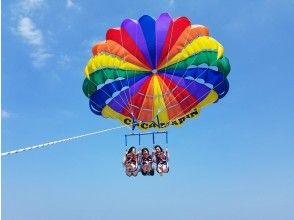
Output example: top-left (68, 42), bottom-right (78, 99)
top-left (165, 148), bottom-right (169, 161)
top-left (152, 150), bottom-right (157, 163)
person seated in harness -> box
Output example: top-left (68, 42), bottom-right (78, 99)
top-left (153, 145), bottom-right (169, 176)
top-left (123, 146), bottom-right (140, 177)
top-left (140, 148), bottom-right (154, 176)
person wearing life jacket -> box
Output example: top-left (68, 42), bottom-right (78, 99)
top-left (123, 146), bottom-right (140, 177)
top-left (140, 148), bottom-right (154, 176)
top-left (153, 145), bottom-right (169, 176)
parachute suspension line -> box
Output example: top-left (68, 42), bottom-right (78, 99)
top-left (119, 28), bottom-right (135, 118)
top-left (87, 39), bottom-right (138, 118)
top-left (166, 131), bottom-right (168, 148)
top-left (2, 124), bottom-right (133, 157)
top-left (85, 68), bottom-right (119, 112)
top-left (150, 20), bottom-right (176, 124)
top-left (166, 66), bottom-right (210, 118)
top-left (165, 71), bottom-right (209, 120)
top-left (155, 25), bottom-right (222, 121)
top-left (153, 20), bottom-right (177, 123)
top-left (153, 23), bottom-right (193, 122)
top-left (162, 20), bottom-right (176, 78)
top-left (85, 80), bottom-right (105, 111)
top-left (164, 23), bottom-right (194, 90)
top-left (87, 76), bottom-right (134, 117)
top-left (102, 32), bottom-right (140, 117)
top-left (131, 117), bottom-right (137, 131)
top-left (178, 77), bottom-right (226, 118)
top-left (163, 25), bottom-right (197, 109)
top-left (156, 115), bottom-right (160, 126)
top-left (156, 51), bottom-right (211, 120)
top-left (161, 32), bottom-right (228, 119)
top-left (161, 25), bottom-right (205, 104)
top-left (129, 25), bottom-right (144, 120)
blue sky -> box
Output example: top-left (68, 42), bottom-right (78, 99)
top-left (2, 0), bottom-right (294, 219)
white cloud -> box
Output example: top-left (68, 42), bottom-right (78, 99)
top-left (30, 48), bottom-right (53, 67)
top-left (60, 109), bottom-right (76, 118)
top-left (16, 17), bottom-right (52, 67)
top-left (58, 54), bottom-right (71, 66)
top-left (19, 0), bottom-right (44, 14)
top-left (18, 17), bottom-right (43, 45)
top-left (66, 0), bottom-right (80, 10)
top-left (11, 0), bottom-right (53, 67)
top-left (2, 110), bottom-right (11, 119)
top-left (66, 0), bottom-right (74, 8)
top-left (168, 0), bottom-right (175, 7)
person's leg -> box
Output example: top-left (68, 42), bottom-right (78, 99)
top-left (133, 168), bottom-right (139, 176)
top-left (156, 164), bottom-right (163, 174)
top-left (125, 170), bottom-right (132, 177)
top-left (162, 164), bottom-right (169, 173)
top-left (150, 168), bottom-right (154, 176)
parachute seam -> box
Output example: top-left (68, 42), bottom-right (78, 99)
top-left (86, 53), bottom-right (148, 75)
top-left (158, 22), bottom-right (194, 121)
top-left (161, 37), bottom-right (221, 68)
top-left (119, 27), bottom-right (134, 118)
top-left (172, 78), bottom-right (226, 120)
top-left (86, 76), bottom-right (134, 117)
top-left (98, 39), bottom-right (135, 117)
top-left (157, 53), bottom-right (211, 120)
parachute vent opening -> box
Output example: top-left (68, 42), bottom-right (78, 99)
top-left (196, 63), bottom-right (209, 68)
top-left (187, 65), bottom-right (197, 69)
top-left (209, 66), bottom-right (219, 71)
top-left (189, 63), bottom-right (219, 72)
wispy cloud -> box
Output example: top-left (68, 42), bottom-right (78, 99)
top-left (168, 0), bottom-right (175, 6)
top-left (19, 0), bottom-right (44, 14)
top-left (66, 0), bottom-right (80, 10)
top-left (30, 48), bottom-right (53, 67)
top-left (168, 0), bottom-right (175, 8)
top-left (11, 0), bottom-right (52, 67)
top-left (58, 54), bottom-right (71, 66)
top-left (17, 17), bottom-right (52, 67)
top-left (66, 0), bottom-right (74, 8)
top-left (2, 110), bottom-right (11, 119)
top-left (18, 17), bottom-right (43, 45)
top-left (59, 109), bottom-right (76, 118)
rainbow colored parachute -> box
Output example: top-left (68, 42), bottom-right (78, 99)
top-left (83, 13), bottom-right (231, 130)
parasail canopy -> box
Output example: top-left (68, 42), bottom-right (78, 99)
top-left (83, 13), bottom-right (231, 130)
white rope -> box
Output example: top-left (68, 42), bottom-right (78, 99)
top-left (1, 124), bottom-right (130, 157)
